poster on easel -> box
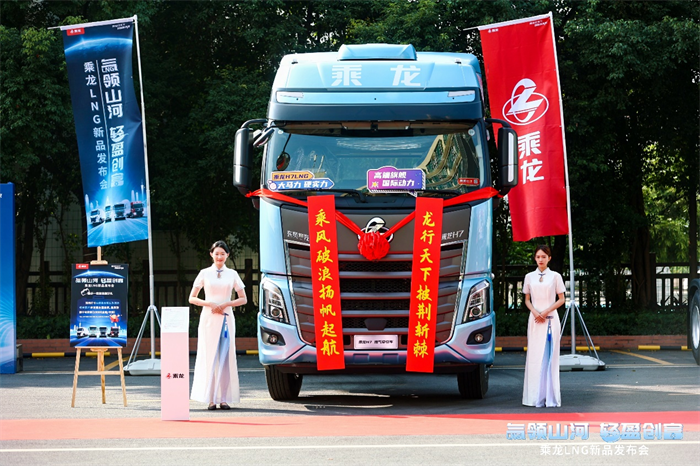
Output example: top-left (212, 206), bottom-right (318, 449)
top-left (70, 263), bottom-right (129, 347)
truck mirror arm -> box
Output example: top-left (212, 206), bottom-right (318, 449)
top-left (484, 118), bottom-right (512, 129)
top-left (241, 118), bottom-right (269, 129)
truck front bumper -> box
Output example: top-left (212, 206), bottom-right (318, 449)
top-left (257, 312), bottom-right (495, 373)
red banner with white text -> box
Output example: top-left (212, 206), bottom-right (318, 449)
top-left (307, 195), bottom-right (345, 371)
top-left (479, 13), bottom-right (569, 241)
top-left (406, 198), bottom-right (443, 373)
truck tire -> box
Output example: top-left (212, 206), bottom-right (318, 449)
top-left (265, 365), bottom-right (303, 400)
top-left (457, 363), bottom-right (489, 399)
top-left (689, 284), bottom-right (700, 365)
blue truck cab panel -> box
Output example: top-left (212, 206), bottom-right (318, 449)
top-left (269, 44), bottom-right (483, 122)
top-left (238, 44), bottom-right (517, 400)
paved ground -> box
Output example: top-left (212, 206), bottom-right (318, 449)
top-left (1, 350), bottom-right (698, 465)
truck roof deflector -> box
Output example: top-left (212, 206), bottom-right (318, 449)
top-left (338, 44), bottom-right (417, 61)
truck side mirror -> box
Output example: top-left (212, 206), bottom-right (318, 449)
top-left (497, 127), bottom-right (518, 196)
top-left (234, 128), bottom-right (253, 196)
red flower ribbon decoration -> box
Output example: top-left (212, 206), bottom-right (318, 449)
top-left (357, 230), bottom-right (391, 261)
top-left (247, 187), bottom-right (500, 261)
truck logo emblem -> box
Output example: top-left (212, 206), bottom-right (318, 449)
top-left (502, 78), bottom-right (549, 125)
top-left (361, 217), bottom-right (394, 242)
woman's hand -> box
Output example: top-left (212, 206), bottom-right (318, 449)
top-left (525, 293), bottom-right (546, 324)
top-left (209, 303), bottom-right (225, 314)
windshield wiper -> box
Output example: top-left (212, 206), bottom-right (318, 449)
top-left (417, 189), bottom-right (462, 197)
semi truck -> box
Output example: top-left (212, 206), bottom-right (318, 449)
top-left (234, 44), bottom-right (519, 400)
top-left (113, 202), bottom-right (127, 220)
top-left (89, 208), bottom-right (104, 227)
top-left (128, 201), bottom-right (144, 218)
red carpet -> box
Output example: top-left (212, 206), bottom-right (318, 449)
top-left (1, 411), bottom-right (698, 441)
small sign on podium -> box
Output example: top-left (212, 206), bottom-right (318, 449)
top-left (161, 307), bottom-right (190, 421)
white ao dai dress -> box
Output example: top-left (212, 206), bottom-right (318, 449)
top-left (522, 267), bottom-right (565, 407)
top-left (190, 264), bottom-right (245, 404)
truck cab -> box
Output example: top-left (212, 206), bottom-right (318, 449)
top-left (234, 44), bottom-right (518, 400)
top-left (90, 209), bottom-right (104, 226)
top-left (114, 203), bottom-right (127, 220)
top-left (129, 201), bottom-right (144, 218)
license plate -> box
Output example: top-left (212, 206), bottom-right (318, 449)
top-left (353, 335), bottom-right (399, 350)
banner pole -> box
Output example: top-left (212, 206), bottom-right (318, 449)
top-left (547, 12), bottom-right (604, 370)
top-left (130, 14), bottom-right (160, 373)
top-left (545, 10), bottom-right (577, 355)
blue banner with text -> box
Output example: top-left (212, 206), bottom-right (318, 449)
top-left (0, 183), bottom-right (17, 373)
top-left (62, 19), bottom-right (148, 247)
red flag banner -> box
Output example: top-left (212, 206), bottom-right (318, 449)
top-left (307, 195), bottom-right (345, 370)
top-left (406, 197), bottom-right (443, 373)
top-left (479, 12), bottom-right (569, 241)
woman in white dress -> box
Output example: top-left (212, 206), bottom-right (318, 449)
top-left (189, 240), bottom-right (247, 410)
top-left (522, 245), bottom-right (566, 407)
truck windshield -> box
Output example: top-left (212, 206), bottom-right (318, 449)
top-left (263, 123), bottom-right (486, 195)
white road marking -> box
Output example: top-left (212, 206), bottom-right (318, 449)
top-left (1, 441), bottom-right (698, 453)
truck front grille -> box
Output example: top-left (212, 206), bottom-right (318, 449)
top-left (287, 242), bottom-right (464, 349)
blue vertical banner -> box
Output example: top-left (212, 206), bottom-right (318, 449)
top-left (61, 18), bottom-right (148, 247)
top-left (0, 183), bottom-right (17, 374)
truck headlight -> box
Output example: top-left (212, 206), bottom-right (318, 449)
top-left (463, 280), bottom-right (490, 323)
top-left (261, 280), bottom-right (289, 323)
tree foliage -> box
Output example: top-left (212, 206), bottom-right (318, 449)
top-left (1, 0), bottom-right (697, 315)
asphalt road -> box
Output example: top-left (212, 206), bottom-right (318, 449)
top-left (1, 350), bottom-right (698, 466)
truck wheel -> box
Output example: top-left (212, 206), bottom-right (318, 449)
top-left (457, 363), bottom-right (489, 399)
top-left (689, 287), bottom-right (700, 365)
top-left (265, 365), bottom-right (303, 400)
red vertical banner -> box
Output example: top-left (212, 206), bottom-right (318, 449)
top-left (479, 13), bottom-right (569, 241)
top-left (406, 197), bottom-right (443, 373)
top-left (307, 195), bottom-right (345, 371)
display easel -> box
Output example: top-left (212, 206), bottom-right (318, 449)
top-left (71, 247), bottom-right (128, 407)
top-left (71, 346), bottom-right (127, 407)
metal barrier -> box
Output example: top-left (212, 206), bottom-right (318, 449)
top-left (24, 258), bottom-right (693, 314)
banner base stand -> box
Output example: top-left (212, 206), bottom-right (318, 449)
top-left (559, 354), bottom-right (606, 372)
top-left (124, 304), bottom-right (161, 376)
top-left (560, 302), bottom-right (605, 372)
top-left (124, 357), bottom-right (160, 376)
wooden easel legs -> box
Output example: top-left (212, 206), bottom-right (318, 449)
top-left (71, 347), bottom-right (127, 407)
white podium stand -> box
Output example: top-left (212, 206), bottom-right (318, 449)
top-left (160, 307), bottom-right (190, 421)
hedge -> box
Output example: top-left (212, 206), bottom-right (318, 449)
top-left (16, 306), bottom-right (686, 340)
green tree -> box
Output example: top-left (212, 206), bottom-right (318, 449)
top-left (0, 23), bottom-right (78, 315)
top-left (561, 1), bottom-right (700, 307)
